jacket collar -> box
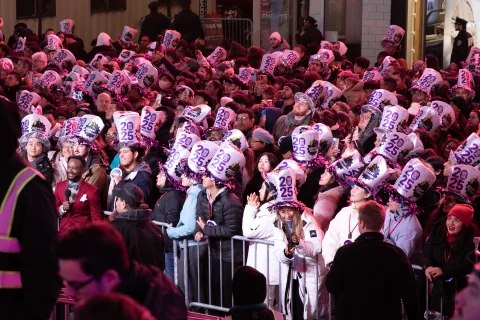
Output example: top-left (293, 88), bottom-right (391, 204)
top-left (355, 232), bottom-right (384, 242)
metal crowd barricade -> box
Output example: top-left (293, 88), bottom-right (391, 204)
top-left (200, 18), bottom-right (252, 49)
top-left (49, 290), bottom-right (75, 320)
top-left (180, 235), bottom-right (322, 319)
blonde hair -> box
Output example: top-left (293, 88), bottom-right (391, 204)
top-left (277, 207), bottom-right (304, 239)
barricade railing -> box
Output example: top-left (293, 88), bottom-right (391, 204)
top-left (60, 213), bottom-right (478, 319)
top-left (200, 18), bottom-right (252, 50)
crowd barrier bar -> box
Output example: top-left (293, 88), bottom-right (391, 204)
top-left (90, 212), bottom-right (465, 319)
top-left (200, 18), bottom-right (253, 49)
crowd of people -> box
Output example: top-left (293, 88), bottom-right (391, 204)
top-left (1, 6), bottom-right (480, 320)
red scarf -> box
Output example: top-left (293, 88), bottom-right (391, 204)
top-left (446, 231), bottom-right (458, 244)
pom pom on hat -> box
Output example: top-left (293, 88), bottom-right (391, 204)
top-left (270, 32), bottom-right (281, 41)
top-left (448, 204), bottom-right (474, 227)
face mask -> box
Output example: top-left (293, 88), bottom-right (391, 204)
top-left (159, 80), bottom-right (170, 90)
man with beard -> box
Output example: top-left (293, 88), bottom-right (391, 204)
top-left (72, 115), bottom-right (108, 209)
top-left (234, 108), bottom-right (256, 142)
top-left (278, 82), bottom-right (299, 115)
top-left (451, 17), bottom-right (473, 65)
top-left (109, 146), bottom-right (153, 211)
top-left (272, 92), bottom-right (315, 142)
top-left (55, 156), bottom-right (102, 236)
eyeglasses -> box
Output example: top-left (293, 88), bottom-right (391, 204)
top-left (235, 116), bottom-right (249, 122)
top-left (360, 114), bottom-right (372, 121)
top-left (63, 276), bottom-right (97, 292)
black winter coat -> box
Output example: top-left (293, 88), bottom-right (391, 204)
top-left (196, 188), bottom-right (244, 263)
top-left (421, 222), bottom-right (475, 278)
top-left (171, 9), bottom-right (205, 43)
top-left (152, 189), bottom-right (186, 253)
top-left (28, 152), bottom-right (53, 185)
top-left (326, 232), bottom-right (421, 320)
top-left (112, 209), bottom-right (165, 271)
top-left (140, 12), bottom-right (171, 41)
top-left (116, 261), bottom-right (187, 320)
top-left (295, 26), bottom-right (323, 47)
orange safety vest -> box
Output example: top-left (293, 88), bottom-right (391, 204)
top-left (0, 167), bottom-right (38, 289)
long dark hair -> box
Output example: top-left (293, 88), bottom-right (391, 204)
top-left (431, 216), bottom-right (478, 253)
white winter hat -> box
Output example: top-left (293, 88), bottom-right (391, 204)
top-left (270, 32), bottom-right (281, 41)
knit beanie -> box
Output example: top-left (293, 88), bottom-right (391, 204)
top-left (232, 266), bottom-right (267, 305)
top-left (270, 32), bottom-right (281, 41)
top-left (252, 128), bottom-right (274, 145)
top-left (448, 204), bottom-right (474, 227)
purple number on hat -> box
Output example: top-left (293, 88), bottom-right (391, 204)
top-left (21, 120), bottom-right (29, 135)
top-left (292, 137), bottom-right (306, 155)
top-left (279, 176), bottom-right (294, 197)
top-left (120, 121), bottom-right (134, 141)
top-left (141, 110), bottom-right (157, 131)
top-left (397, 165), bottom-right (420, 191)
top-left (458, 144), bottom-right (479, 165)
top-left (448, 167), bottom-right (468, 191)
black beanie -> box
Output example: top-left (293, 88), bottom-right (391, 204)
top-left (232, 266), bottom-right (267, 305)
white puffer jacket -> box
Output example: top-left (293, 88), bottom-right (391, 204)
top-left (274, 211), bottom-right (328, 320)
top-left (242, 203), bottom-right (279, 285)
top-left (322, 205), bottom-right (360, 265)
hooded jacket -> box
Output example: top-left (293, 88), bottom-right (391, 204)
top-left (107, 161), bottom-right (153, 210)
top-left (196, 188), bottom-right (244, 263)
top-left (267, 39), bottom-right (291, 54)
top-left (116, 261), bottom-right (187, 320)
top-left (167, 184), bottom-right (205, 246)
top-left (383, 207), bottom-right (422, 261)
top-left (295, 25), bottom-right (323, 47)
top-left (112, 208), bottom-right (165, 271)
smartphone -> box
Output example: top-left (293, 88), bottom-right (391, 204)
top-left (260, 75), bottom-right (267, 83)
top-left (349, 127), bottom-right (358, 149)
top-left (155, 94), bottom-right (162, 106)
top-left (332, 138), bottom-right (340, 149)
top-left (250, 72), bottom-right (257, 83)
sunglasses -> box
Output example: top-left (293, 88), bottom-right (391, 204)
top-left (63, 276), bottom-right (97, 292)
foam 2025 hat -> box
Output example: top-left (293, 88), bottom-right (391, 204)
top-left (387, 158), bottom-right (436, 213)
top-left (136, 62), bottom-right (158, 89)
top-left (450, 133), bottom-right (480, 167)
top-left (19, 114), bottom-right (52, 150)
top-left (113, 111), bottom-right (142, 149)
top-left (266, 168), bottom-right (305, 212)
top-left (208, 106), bottom-right (237, 134)
top-left (404, 132), bottom-right (424, 161)
top-left (305, 80), bottom-right (326, 108)
top-left (411, 68), bottom-right (443, 99)
top-left (377, 132), bottom-right (414, 167)
top-left (367, 89), bottom-right (398, 110)
top-left (185, 140), bottom-right (220, 183)
top-left (378, 56), bottom-right (397, 77)
top-left (291, 125), bottom-right (321, 168)
top-left (274, 159), bottom-right (307, 187)
top-left (207, 47), bottom-right (227, 68)
top-left (107, 70), bottom-right (131, 95)
top-left (159, 145), bottom-right (190, 191)
top-left (222, 129), bottom-right (249, 152)
top-left (430, 100), bottom-right (456, 129)
top-left (206, 143), bottom-right (246, 188)
top-left (312, 122), bottom-right (333, 155)
top-left (324, 149), bottom-right (365, 187)
top-left (60, 19), bottom-right (75, 34)
top-left (438, 164), bottom-right (480, 204)
top-left (382, 25), bottom-right (405, 47)
top-left (374, 105), bottom-right (409, 135)
top-left (173, 129), bottom-right (201, 151)
top-left (260, 53), bottom-right (281, 75)
top-left (140, 106), bottom-right (165, 146)
top-left (321, 81), bottom-right (343, 110)
top-left (46, 34), bottom-right (63, 51)
top-left (163, 30), bottom-right (181, 49)
top-left (17, 90), bottom-right (41, 114)
top-left (74, 114), bottom-right (105, 146)
top-left (347, 155), bottom-right (393, 202)
top-left (451, 69), bottom-right (475, 99)
top-left (408, 106), bottom-right (442, 134)
top-left (362, 69), bottom-right (383, 82)
top-left (120, 26), bottom-right (138, 46)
